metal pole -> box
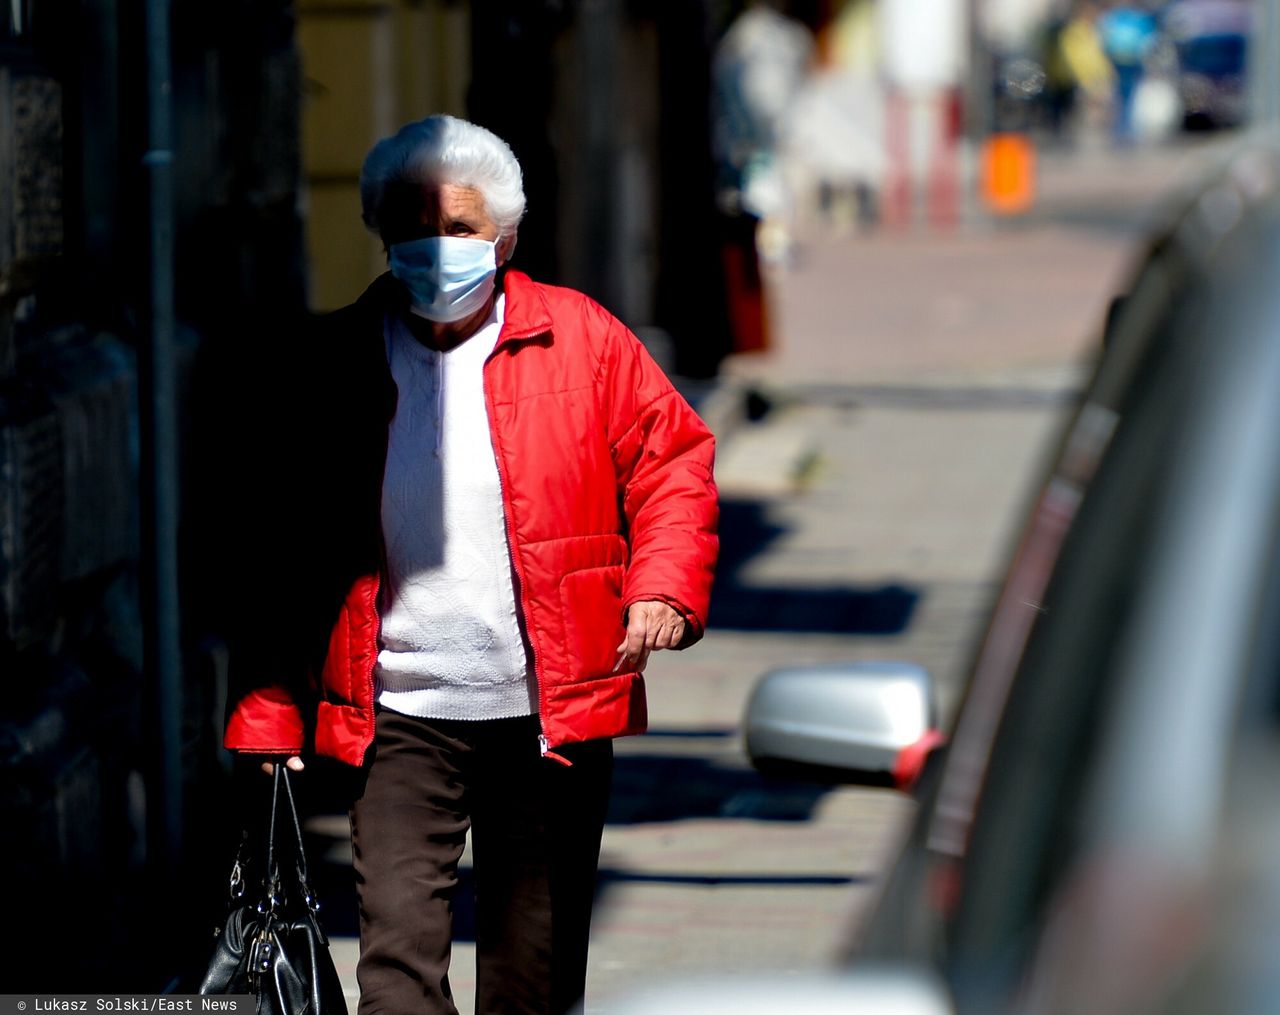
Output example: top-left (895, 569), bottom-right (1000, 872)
top-left (140, 0), bottom-right (182, 892)
top-left (963, 0), bottom-right (990, 224)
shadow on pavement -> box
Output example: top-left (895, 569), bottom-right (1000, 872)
top-left (711, 499), bottom-right (918, 634)
top-left (608, 751), bottom-right (837, 825)
top-left (292, 718), bottom-right (862, 947)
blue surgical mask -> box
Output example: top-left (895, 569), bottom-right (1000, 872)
top-left (388, 236), bottom-right (499, 322)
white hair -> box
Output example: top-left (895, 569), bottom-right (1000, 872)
top-left (359, 115), bottom-right (527, 236)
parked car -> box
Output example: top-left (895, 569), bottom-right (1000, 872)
top-left (1164, 0), bottom-right (1251, 128)
top-left (611, 138), bottom-right (1280, 1014)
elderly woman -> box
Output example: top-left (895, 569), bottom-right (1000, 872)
top-left (223, 115), bottom-right (719, 1015)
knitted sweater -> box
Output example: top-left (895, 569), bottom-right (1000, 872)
top-left (374, 296), bottom-right (536, 719)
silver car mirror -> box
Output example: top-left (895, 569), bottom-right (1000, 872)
top-left (744, 660), bottom-right (943, 790)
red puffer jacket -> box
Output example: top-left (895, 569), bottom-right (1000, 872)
top-left (223, 270), bottom-right (718, 767)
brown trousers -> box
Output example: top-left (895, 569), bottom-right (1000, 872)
top-left (349, 707), bottom-right (613, 1015)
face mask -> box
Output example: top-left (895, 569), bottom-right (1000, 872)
top-left (388, 236), bottom-right (499, 323)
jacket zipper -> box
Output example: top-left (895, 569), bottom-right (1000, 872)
top-left (364, 570), bottom-right (383, 764)
top-left (483, 337), bottom-right (568, 764)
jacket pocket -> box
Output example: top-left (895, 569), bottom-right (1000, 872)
top-left (559, 565), bottom-right (627, 682)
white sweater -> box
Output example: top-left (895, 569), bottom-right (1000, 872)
top-left (374, 297), bottom-right (536, 720)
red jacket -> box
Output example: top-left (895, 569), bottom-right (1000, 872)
top-left (224, 270), bottom-right (718, 767)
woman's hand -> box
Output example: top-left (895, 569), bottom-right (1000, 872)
top-left (260, 755), bottom-right (306, 776)
top-left (616, 601), bottom-right (686, 673)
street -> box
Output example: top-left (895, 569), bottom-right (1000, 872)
top-left (310, 137), bottom-right (1233, 1013)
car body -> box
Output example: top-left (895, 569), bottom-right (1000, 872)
top-left (615, 136), bottom-right (1280, 1014)
top-left (1164, 0), bottom-right (1251, 128)
top-left (851, 134), bottom-right (1280, 1015)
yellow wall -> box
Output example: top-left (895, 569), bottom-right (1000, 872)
top-left (297, 0), bottom-right (470, 310)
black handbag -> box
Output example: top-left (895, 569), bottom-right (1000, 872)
top-left (200, 762), bottom-right (349, 1015)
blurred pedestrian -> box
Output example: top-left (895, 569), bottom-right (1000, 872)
top-left (711, 0), bottom-right (814, 224)
top-left (1098, 2), bottom-right (1159, 142)
top-left (712, 0), bottom-right (814, 252)
top-left (710, 0), bottom-right (814, 349)
top-left (222, 114), bottom-right (719, 1015)
top-left (1042, 9), bottom-right (1080, 139)
top-left (1060, 2), bottom-right (1116, 126)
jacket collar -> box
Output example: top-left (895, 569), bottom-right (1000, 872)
top-left (497, 270), bottom-right (554, 346)
top-left (355, 269), bottom-right (553, 348)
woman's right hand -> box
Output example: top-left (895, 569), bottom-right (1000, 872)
top-left (260, 755), bottom-right (306, 776)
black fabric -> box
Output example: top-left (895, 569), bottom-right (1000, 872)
top-left (201, 765), bottom-right (348, 1015)
top-left (222, 277), bottom-right (398, 735)
top-left (350, 708), bottom-right (613, 1015)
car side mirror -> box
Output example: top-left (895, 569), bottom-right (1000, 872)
top-left (744, 660), bottom-right (944, 792)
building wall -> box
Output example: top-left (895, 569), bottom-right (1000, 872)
top-left (298, 0), bottom-right (470, 311)
top-left (0, 0), bottom-right (311, 989)
top-left (295, 0), bottom-right (734, 378)
top-left (0, 7), bottom-right (151, 986)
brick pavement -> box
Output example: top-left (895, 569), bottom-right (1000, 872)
top-left (307, 136), bottom-right (1232, 1014)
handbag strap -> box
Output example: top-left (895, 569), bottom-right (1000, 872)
top-left (261, 762), bottom-right (284, 912)
top-left (278, 763), bottom-right (311, 885)
top-left (279, 765), bottom-right (326, 934)
top-left (257, 762), bottom-right (322, 917)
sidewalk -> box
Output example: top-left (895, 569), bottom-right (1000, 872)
top-left (584, 137), bottom-right (1227, 1012)
top-left (727, 136), bottom-right (1229, 390)
top-left (310, 135), bottom-right (1231, 1014)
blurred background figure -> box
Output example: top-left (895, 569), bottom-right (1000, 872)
top-left (1041, 1), bottom-right (1115, 141)
top-left (1097, 1), bottom-right (1160, 142)
top-left (1057, 3), bottom-right (1118, 139)
top-left (781, 0), bottom-right (888, 234)
top-left (781, 67), bottom-right (888, 235)
top-left (709, 0), bottom-right (815, 356)
top-left (879, 0), bottom-right (967, 227)
top-left (712, 0), bottom-right (815, 267)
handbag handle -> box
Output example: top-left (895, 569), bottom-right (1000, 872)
top-left (260, 762), bottom-right (322, 918)
top-left (277, 762), bottom-right (322, 914)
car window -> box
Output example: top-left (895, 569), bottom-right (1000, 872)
top-left (942, 263), bottom-right (1207, 1009)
